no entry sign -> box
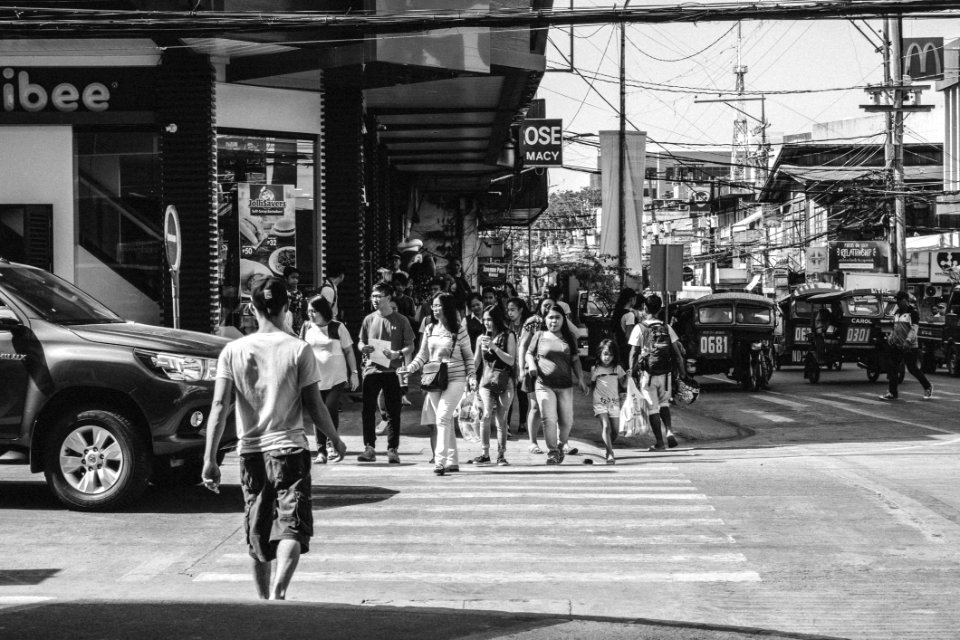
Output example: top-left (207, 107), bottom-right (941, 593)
top-left (520, 119), bottom-right (563, 167)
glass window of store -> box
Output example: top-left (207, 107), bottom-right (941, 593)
top-left (216, 132), bottom-right (316, 334)
top-left (75, 129), bottom-right (163, 325)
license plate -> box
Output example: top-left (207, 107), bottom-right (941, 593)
top-left (699, 332), bottom-right (730, 357)
top-left (845, 327), bottom-right (871, 344)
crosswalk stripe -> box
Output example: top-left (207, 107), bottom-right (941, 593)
top-left (194, 570), bottom-right (760, 583)
top-left (322, 485), bottom-right (699, 494)
top-left (901, 391), bottom-right (957, 402)
top-left (283, 533), bottom-right (736, 545)
top-left (322, 504), bottom-right (716, 513)
top-left (823, 392), bottom-right (886, 405)
top-left (741, 409), bottom-right (795, 423)
top-left (317, 492), bottom-right (708, 500)
top-left (754, 395), bottom-right (807, 410)
top-left (312, 518), bottom-right (725, 529)
top-left (217, 551), bottom-right (748, 564)
top-left (320, 478), bottom-right (694, 485)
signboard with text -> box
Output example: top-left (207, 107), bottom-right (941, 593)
top-left (238, 183), bottom-right (296, 294)
top-left (520, 119), bottom-right (563, 167)
top-left (828, 241), bottom-right (888, 272)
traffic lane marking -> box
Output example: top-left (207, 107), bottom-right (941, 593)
top-left (312, 518), bottom-right (727, 529)
top-left (754, 396), bottom-right (807, 411)
top-left (767, 391), bottom-right (956, 435)
top-left (216, 552), bottom-right (749, 564)
top-left (321, 504), bottom-right (716, 513)
top-left (741, 409), bottom-right (795, 423)
top-left (822, 392), bottom-right (887, 405)
top-left (117, 553), bottom-right (184, 583)
top-left (317, 492), bottom-right (710, 500)
top-left (194, 570), bottom-right (761, 583)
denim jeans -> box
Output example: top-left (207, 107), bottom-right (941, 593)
top-left (478, 384), bottom-right (514, 453)
top-left (534, 385), bottom-right (574, 455)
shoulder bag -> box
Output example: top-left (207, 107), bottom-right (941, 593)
top-left (480, 333), bottom-right (513, 394)
top-left (420, 324), bottom-right (455, 391)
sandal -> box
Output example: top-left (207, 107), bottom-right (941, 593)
top-left (527, 443), bottom-right (544, 454)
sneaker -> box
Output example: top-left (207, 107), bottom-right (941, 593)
top-left (546, 451), bottom-right (561, 465)
top-left (563, 443), bottom-right (579, 455)
top-left (471, 454), bottom-right (491, 465)
top-left (924, 386), bottom-right (933, 400)
top-left (314, 451), bottom-right (328, 465)
top-left (497, 453), bottom-right (509, 466)
top-left (326, 441), bottom-right (338, 458)
top-left (375, 418), bottom-right (389, 435)
top-left (667, 435), bottom-right (678, 448)
top-left (557, 448), bottom-right (565, 464)
top-left (445, 465), bottom-right (460, 473)
top-left (357, 446), bottom-right (376, 462)
top-left (647, 443), bottom-right (666, 452)
top-left (878, 392), bottom-right (897, 401)
top-left (387, 448), bottom-right (401, 464)
top-left (606, 454), bottom-right (616, 465)
top-left (433, 464), bottom-right (445, 476)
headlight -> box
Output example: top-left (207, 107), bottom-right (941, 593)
top-left (136, 350), bottom-right (218, 382)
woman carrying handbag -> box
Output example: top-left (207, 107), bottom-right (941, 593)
top-left (401, 292), bottom-right (474, 476)
top-left (472, 304), bottom-right (517, 466)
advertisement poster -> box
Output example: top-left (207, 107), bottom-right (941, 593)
top-left (805, 246), bottom-right (828, 274)
top-left (238, 183), bottom-right (297, 294)
top-left (828, 241), bottom-right (888, 272)
top-left (931, 249), bottom-right (960, 284)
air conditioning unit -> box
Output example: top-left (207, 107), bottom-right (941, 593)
top-left (924, 285), bottom-right (943, 298)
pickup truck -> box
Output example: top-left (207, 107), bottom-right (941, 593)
top-left (0, 259), bottom-right (234, 511)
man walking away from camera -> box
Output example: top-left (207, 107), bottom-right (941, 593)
top-left (202, 277), bottom-right (347, 600)
top-left (628, 294), bottom-right (687, 451)
top-left (880, 290), bottom-right (933, 401)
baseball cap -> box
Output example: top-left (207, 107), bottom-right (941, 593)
top-left (251, 277), bottom-right (288, 313)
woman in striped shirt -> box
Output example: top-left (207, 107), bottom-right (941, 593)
top-left (404, 292), bottom-right (475, 475)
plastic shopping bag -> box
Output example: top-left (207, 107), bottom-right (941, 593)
top-left (618, 376), bottom-right (651, 438)
top-left (454, 390), bottom-right (483, 443)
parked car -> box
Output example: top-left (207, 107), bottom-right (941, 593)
top-left (0, 258), bottom-right (234, 511)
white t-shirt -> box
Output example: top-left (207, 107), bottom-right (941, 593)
top-left (302, 321), bottom-right (354, 389)
top-left (216, 331), bottom-right (320, 454)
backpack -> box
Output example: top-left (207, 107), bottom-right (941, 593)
top-left (636, 320), bottom-right (674, 376)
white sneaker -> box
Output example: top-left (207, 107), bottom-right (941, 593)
top-left (376, 419), bottom-right (389, 435)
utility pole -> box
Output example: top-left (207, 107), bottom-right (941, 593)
top-left (617, 0), bottom-right (631, 288)
top-left (861, 15), bottom-right (932, 284)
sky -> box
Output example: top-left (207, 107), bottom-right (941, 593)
top-left (535, 1), bottom-right (960, 192)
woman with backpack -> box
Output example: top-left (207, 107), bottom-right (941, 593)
top-left (471, 304), bottom-right (517, 466)
top-left (402, 292), bottom-right (475, 476)
top-left (301, 295), bottom-right (360, 463)
top-left (525, 304), bottom-right (588, 465)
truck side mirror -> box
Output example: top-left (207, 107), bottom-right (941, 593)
top-left (0, 315), bottom-right (22, 331)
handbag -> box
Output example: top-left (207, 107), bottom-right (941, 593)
top-left (480, 333), bottom-right (512, 394)
top-left (420, 324), bottom-right (455, 392)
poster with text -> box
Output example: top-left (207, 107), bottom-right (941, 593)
top-left (238, 183), bottom-right (297, 295)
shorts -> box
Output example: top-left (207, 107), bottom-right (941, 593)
top-left (240, 447), bottom-right (313, 562)
top-left (593, 396), bottom-right (621, 417)
top-left (639, 372), bottom-right (671, 413)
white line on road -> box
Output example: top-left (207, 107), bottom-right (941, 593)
top-left (768, 392), bottom-right (956, 435)
top-left (194, 570), bottom-right (761, 583)
top-left (323, 504), bottom-right (716, 513)
top-left (313, 518), bottom-right (726, 529)
top-left (217, 552), bottom-right (749, 564)
top-left (292, 533), bottom-right (737, 545)
top-left (0, 596), bottom-right (54, 610)
top-left (822, 392), bottom-right (886, 405)
top-left (117, 553), bottom-right (184, 583)
top-left (754, 396), bottom-right (807, 410)
top-left (320, 492), bottom-right (709, 500)
top-left (741, 409), bottom-right (795, 423)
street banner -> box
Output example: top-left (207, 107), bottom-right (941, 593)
top-left (648, 244), bottom-right (684, 292)
top-left (932, 249), bottom-right (960, 284)
top-left (599, 130), bottom-right (646, 271)
top-left (238, 183), bottom-right (296, 294)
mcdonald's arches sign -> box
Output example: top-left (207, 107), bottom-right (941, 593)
top-left (903, 38), bottom-right (943, 81)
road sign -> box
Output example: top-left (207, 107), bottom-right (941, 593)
top-left (520, 119), bottom-right (563, 167)
top-left (164, 205), bottom-right (181, 272)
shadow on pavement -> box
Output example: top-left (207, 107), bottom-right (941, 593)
top-left (0, 600), bottom-right (852, 640)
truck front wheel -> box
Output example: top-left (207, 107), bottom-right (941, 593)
top-left (44, 408), bottom-right (151, 511)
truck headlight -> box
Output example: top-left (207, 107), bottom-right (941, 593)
top-left (136, 350), bottom-right (218, 382)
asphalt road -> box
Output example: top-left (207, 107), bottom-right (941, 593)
top-left (1, 364), bottom-right (959, 640)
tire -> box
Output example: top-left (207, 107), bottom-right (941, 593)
top-left (752, 360), bottom-right (763, 392)
top-left (867, 368), bottom-right (880, 382)
top-left (43, 407), bottom-right (151, 511)
top-left (741, 363), bottom-right (755, 391)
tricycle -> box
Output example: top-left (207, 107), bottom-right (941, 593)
top-left (776, 283), bottom-right (844, 369)
top-left (673, 292), bottom-right (776, 391)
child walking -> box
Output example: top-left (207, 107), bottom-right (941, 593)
top-left (590, 339), bottom-right (627, 464)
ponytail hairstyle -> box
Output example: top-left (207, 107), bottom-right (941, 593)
top-left (251, 277), bottom-right (288, 318)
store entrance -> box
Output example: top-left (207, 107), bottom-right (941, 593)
top-left (0, 205), bottom-right (53, 271)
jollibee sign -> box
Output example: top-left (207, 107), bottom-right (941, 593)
top-left (0, 67), bottom-right (154, 115)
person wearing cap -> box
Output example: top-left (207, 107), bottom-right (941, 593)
top-left (202, 277), bottom-right (347, 600)
top-left (282, 266), bottom-right (305, 336)
top-left (881, 290), bottom-right (933, 401)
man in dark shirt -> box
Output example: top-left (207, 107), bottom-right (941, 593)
top-left (357, 282), bottom-right (416, 463)
top-left (880, 290), bottom-right (932, 400)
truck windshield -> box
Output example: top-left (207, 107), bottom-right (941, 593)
top-left (0, 266), bottom-right (124, 325)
